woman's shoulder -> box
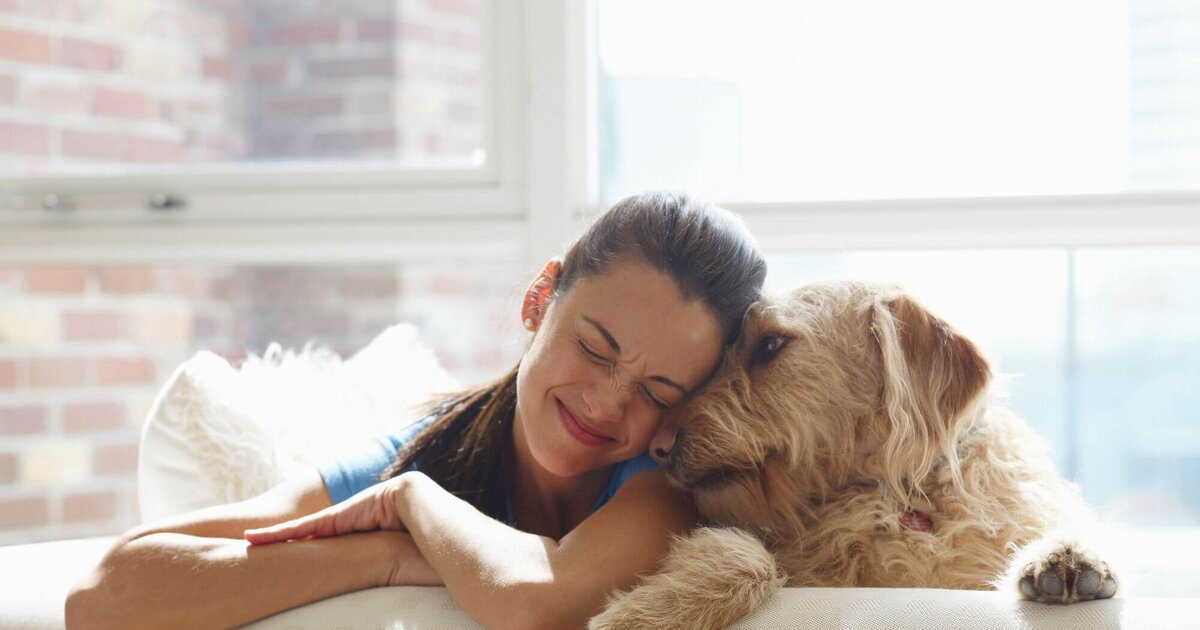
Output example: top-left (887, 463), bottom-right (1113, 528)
top-left (395, 411), bottom-right (439, 444)
top-left (589, 452), bottom-right (661, 514)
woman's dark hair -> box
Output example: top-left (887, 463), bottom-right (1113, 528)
top-left (379, 191), bottom-right (767, 521)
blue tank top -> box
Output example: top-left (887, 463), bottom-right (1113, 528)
top-left (314, 414), bottom-right (660, 527)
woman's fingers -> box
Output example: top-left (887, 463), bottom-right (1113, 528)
top-left (244, 516), bottom-right (322, 544)
top-left (243, 481), bottom-right (407, 545)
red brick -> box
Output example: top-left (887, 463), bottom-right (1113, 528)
top-left (24, 80), bottom-right (88, 114)
top-left (312, 311), bottom-right (350, 337)
top-left (97, 267), bottom-right (154, 294)
top-left (356, 19), bottom-right (395, 40)
top-left (267, 21), bottom-right (340, 46)
top-left (62, 489), bottom-right (119, 523)
top-left (337, 273), bottom-right (401, 298)
top-left (59, 37), bottom-right (121, 72)
top-left (25, 267), bottom-right (88, 293)
top-left (93, 86), bottom-right (149, 120)
top-left (63, 401), bottom-right (125, 433)
top-left (0, 27), bottom-right (52, 64)
top-left (202, 55), bottom-right (232, 80)
top-left (157, 268), bottom-right (205, 299)
top-left (262, 96), bottom-right (342, 117)
top-left (397, 21), bottom-right (436, 43)
top-left (63, 310), bottom-right (124, 341)
top-left (29, 358), bottom-right (88, 388)
top-left (0, 496), bottom-right (48, 530)
top-left (0, 405), bottom-right (47, 435)
top-left (0, 452), bottom-right (16, 484)
top-left (0, 121), bottom-right (50, 156)
top-left (312, 129), bottom-right (396, 155)
top-left (308, 56), bottom-right (393, 80)
top-left (94, 441), bottom-right (139, 475)
top-left (127, 136), bottom-right (184, 162)
top-left (96, 357), bottom-right (153, 385)
top-left (0, 73), bottom-right (15, 105)
top-left (249, 61), bottom-right (288, 85)
top-left (62, 129), bottom-right (126, 161)
top-left (0, 360), bottom-right (14, 390)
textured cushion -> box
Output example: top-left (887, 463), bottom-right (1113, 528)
top-left (137, 323), bottom-right (458, 522)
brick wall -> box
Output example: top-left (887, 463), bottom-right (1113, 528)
top-left (0, 0), bottom-right (489, 544)
top-left (0, 0), bottom-right (481, 171)
top-left (0, 262), bottom-right (524, 545)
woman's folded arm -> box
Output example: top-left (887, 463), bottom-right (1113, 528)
top-left (65, 529), bottom-right (411, 630)
top-left (395, 469), bottom-right (697, 630)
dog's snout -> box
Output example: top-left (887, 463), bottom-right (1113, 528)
top-left (650, 427), bottom-right (685, 465)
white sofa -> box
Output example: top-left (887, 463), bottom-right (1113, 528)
top-left (2, 325), bottom-right (1197, 629)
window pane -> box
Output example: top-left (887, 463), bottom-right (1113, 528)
top-left (766, 246), bottom-right (1200, 531)
top-left (0, 0), bottom-right (484, 176)
top-left (598, 0), bottom-right (1200, 203)
top-left (0, 261), bottom-right (523, 544)
top-left (1075, 246), bottom-right (1200, 526)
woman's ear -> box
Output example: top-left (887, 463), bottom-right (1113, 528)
top-left (521, 259), bottom-right (563, 332)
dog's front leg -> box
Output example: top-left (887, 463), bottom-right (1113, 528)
top-left (589, 527), bottom-right (785, 630)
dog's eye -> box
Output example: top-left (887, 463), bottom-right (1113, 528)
top-left (754, 335), bottom-right (788, 365)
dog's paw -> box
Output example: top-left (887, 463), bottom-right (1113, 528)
top-left (1017, 544), bottom-right (1117, 604)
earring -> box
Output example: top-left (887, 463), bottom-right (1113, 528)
top-left (523, 318), bottom-right (534, 330)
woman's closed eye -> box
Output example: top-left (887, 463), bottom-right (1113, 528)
top-left (578, 339), bottom-right (609, 364)
top-left (640, 385), bottom-right (671, 410)
top-left (579, 338), bottom-right (672, 410)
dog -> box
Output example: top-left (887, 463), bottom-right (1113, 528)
top-left (591, 281), bottom-right (1118, 629)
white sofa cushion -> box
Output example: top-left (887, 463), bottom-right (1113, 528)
top-left (1, 534), bottom-right (1196, 630)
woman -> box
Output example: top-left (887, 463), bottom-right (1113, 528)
top-left (66, 191), bottom-right (767, 630)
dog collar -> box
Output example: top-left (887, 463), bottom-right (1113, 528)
top-left (899, 507), bottom-right (934, 533)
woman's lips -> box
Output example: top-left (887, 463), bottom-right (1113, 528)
top-left (557, 399), bottom-right (612, 447)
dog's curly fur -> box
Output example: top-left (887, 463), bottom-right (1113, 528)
top-left (592, 281), bottom-right (1117, 629)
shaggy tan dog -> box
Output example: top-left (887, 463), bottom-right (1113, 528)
top-left (591, 281), bottom-right (1117, 629)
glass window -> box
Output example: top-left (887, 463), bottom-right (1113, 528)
top-left (0, 0), bottom-right (485, 177)
top-left (597, 0), bottom-right (1200, 203)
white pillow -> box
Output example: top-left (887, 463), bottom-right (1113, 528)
top-left (137, 323), bottom-right (459, 523)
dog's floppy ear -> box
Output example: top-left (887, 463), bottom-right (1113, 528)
top-left (871, 294), bottom-right (991, 503)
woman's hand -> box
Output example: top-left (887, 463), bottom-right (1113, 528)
top-left (244, 476), bottom-right (408, 546)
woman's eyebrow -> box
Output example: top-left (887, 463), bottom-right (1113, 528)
top-left (582, 315), bottom-right (622, 353)
top-left (582, 315), bottom-right (687, 395)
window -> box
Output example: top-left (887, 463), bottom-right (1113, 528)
top-left (0, 0), bottom-right (485, 177)
top-left (597, 0), bottom-right (1200, 203)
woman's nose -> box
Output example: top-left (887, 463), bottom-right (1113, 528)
top-left (581, 383), bottom-right (629, 423)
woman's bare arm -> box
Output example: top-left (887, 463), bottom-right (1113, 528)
top-left (395, 468), bottom-right (697, 630)
top-left (66, 466), bottom-right (435, 630)
top-left (65, 530), bottom-right (408, 630)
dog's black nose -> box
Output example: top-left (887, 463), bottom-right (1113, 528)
top-left (650, 427), bottom-right (685, 465)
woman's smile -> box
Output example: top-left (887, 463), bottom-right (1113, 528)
top-left (557, 399), bottom-right (613, 447)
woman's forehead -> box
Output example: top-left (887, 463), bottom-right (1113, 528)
top-left (565, 266), bottom-right (723, 378)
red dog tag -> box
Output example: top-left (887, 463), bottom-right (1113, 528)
top-left (899, 508), bottom-right (934, 533)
